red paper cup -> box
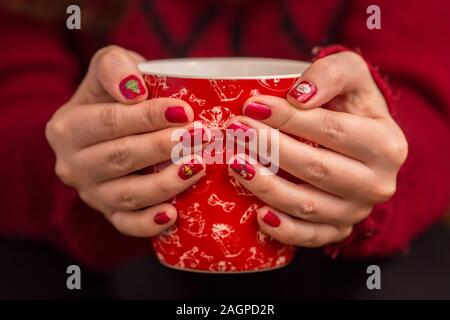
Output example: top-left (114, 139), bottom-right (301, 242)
top-left (139, 58), bottom-right (310, 273)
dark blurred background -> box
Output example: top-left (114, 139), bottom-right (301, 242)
top-left (1, 214), bottom-right (449, 300)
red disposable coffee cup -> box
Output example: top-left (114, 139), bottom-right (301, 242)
top-left (138, 58), bottom-right (309, 273)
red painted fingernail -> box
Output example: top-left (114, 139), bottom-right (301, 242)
top-left (178, 159), bottom-right (204, 180)
top-left (180, 128), bottom-right (209, 146)
top-left (154, 212), bottom-right (171, 225)
top-left (288, 80), bottom-right (317, 103)
top-left (119, 75), bottom-right (146, 100)
top-left (165, 106), bottom-right (188, 123)
top-left (227, 122), bottom-right (251, 132)
top-left (244, 102), bottom-right (272, 120)
top-left (227, 122), bottom-right (256, 141)
top-left (230, 157), bottom-right (255, 181)
top-left (263, 211), bottom-right (281, 228)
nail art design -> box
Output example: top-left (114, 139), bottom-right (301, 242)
top-left (262, 211), bottom-right (281, 228)
top-left (288, 80), bottom-right (317, 103)
top-left (119, 75), bottom-right (146, 99)
top-left (230, 157), bottom-right (255, 181)
top-left (154, 212), bottom-right (171, 225)
top-left (244, 102), bottom-right (272, 120)
top-left (165, 106), bottom-right (188, 123)
top-left (178, 159), bottom-right (204, 180)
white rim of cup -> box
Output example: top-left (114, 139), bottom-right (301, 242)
top-left (138, 57), bottom-right (309, 80)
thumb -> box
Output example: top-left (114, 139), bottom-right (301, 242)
top-left (286, 51), bottom-right (378, 111)
top-left (69, 45), bottom-right (148, 106)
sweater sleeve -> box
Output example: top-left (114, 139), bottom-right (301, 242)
top-left (321, 0), bottom-right (450, 258)
top-left (0, 10), bottom-right (150, 270)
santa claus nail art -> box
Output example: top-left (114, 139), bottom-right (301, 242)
top-left (230, 157), bottom-right (255, 181)
top-left (119, 75), bottom-right (146, 99)
top-left (178, 159), bottom-right (204, 180)
top-left (288, 80), bottom-right (317, 103)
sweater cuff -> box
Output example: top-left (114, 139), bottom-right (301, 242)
top-left (314, 44), bottom-right (397, 259)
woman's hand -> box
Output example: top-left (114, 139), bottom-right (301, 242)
top-left (46, 46), bottom-right (206, 237)
top-left (228, 51), bottom-right (408, 247)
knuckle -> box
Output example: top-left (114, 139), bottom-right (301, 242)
top-left (342, 51), bottom-right (365, 68)
top-left (372, 181), bottom-right (397, 202)
top-left (256, 182), bottom-right (273, 197)
top-left (116, 185), bottom-right (141, 210)
top-left (317, 58), bottom-right (345, 86)
top-left (100, 105), bottom-right (120, 136)
top-left (319, 112), bottom-right (344, 141)
top-left (340, 226), bottom-right (354, 240)
top-left (94, 45), bottom-right (121, 58)
top-left (304, 155), bottom-right (329, 183)
top-left (45, 118), bottom-right (68, 142)
top-left (55, 161), bottom-right (74, 186)
top-left (155, 178), bottom-right (174, 198)
top-left (276, 109), bottom-right (295, 131)
top-left (97, 46), bottom-right (127, 68)
top-left (292, 198), bottom-right (316, 218)
top-left (384, 136), bottom-right (409, 166)
top-left (141, 104), bottom-right (156, 128)
top-left (354, 205), bottom-right (373, 222)
top-left (106, 140), bottom-right (134, 172)
top-left (155, 134), bottom-right (172, 157)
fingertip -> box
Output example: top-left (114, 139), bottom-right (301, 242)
top-left (228, 153), bottom-right (257, 181)
top-left (161, 98), bottom-right (194, 124)
top-left (176, 154), bottom-right (206, 181)
top-left (287, 80), bottom-right (318, 109)
top-left (118, 74), bottom-right (148, 103)
top-left (153, 203), bottom-right (178, 226)
top-left (258, 207), bottom-right (282, 229)
top-left (109, 204), bottom-right (179, 237)
top-left (242, 101), bottom-right (273, 120)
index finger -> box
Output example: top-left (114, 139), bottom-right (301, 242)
top-left (62, 98), bottom-right (194, 148)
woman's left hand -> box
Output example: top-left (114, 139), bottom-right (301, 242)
top-left (227, 51), bottom-right (408, 247)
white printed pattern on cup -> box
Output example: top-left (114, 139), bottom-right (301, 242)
top-left (211, 223), bottom-right (244, 258)
top-left (207, 193), bottom-right (236, 213)
top-left (179, 203), bottom-right (207, 238)
top-left (146, 76), bottom-right (299, 271)
top-left (209, 79), bottom-right (244, 102)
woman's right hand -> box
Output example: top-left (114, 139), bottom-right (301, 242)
top-left (46, 46), bottom-right (206, 237)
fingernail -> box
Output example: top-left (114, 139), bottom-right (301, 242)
top-left (154, 212), bottom-right (171, 225)
top-left (263, 211), bottom-right (281, 228)
top-left (230, 157), bottom-right (255, 181)
top-left (165, 106), bottom-right (188, 123)
top-left (244, 102), bottom-right (272, 120)
top-left (178, 159), bottom-right (204, 180)
top-left (227, 122), bottom-right (256, 141)
top-left (119, 75), bottom-right (146, 99)
top-left (288, 80), bottom-right (317, 103)
top-left (180, 128), bottom-right (209, 146)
